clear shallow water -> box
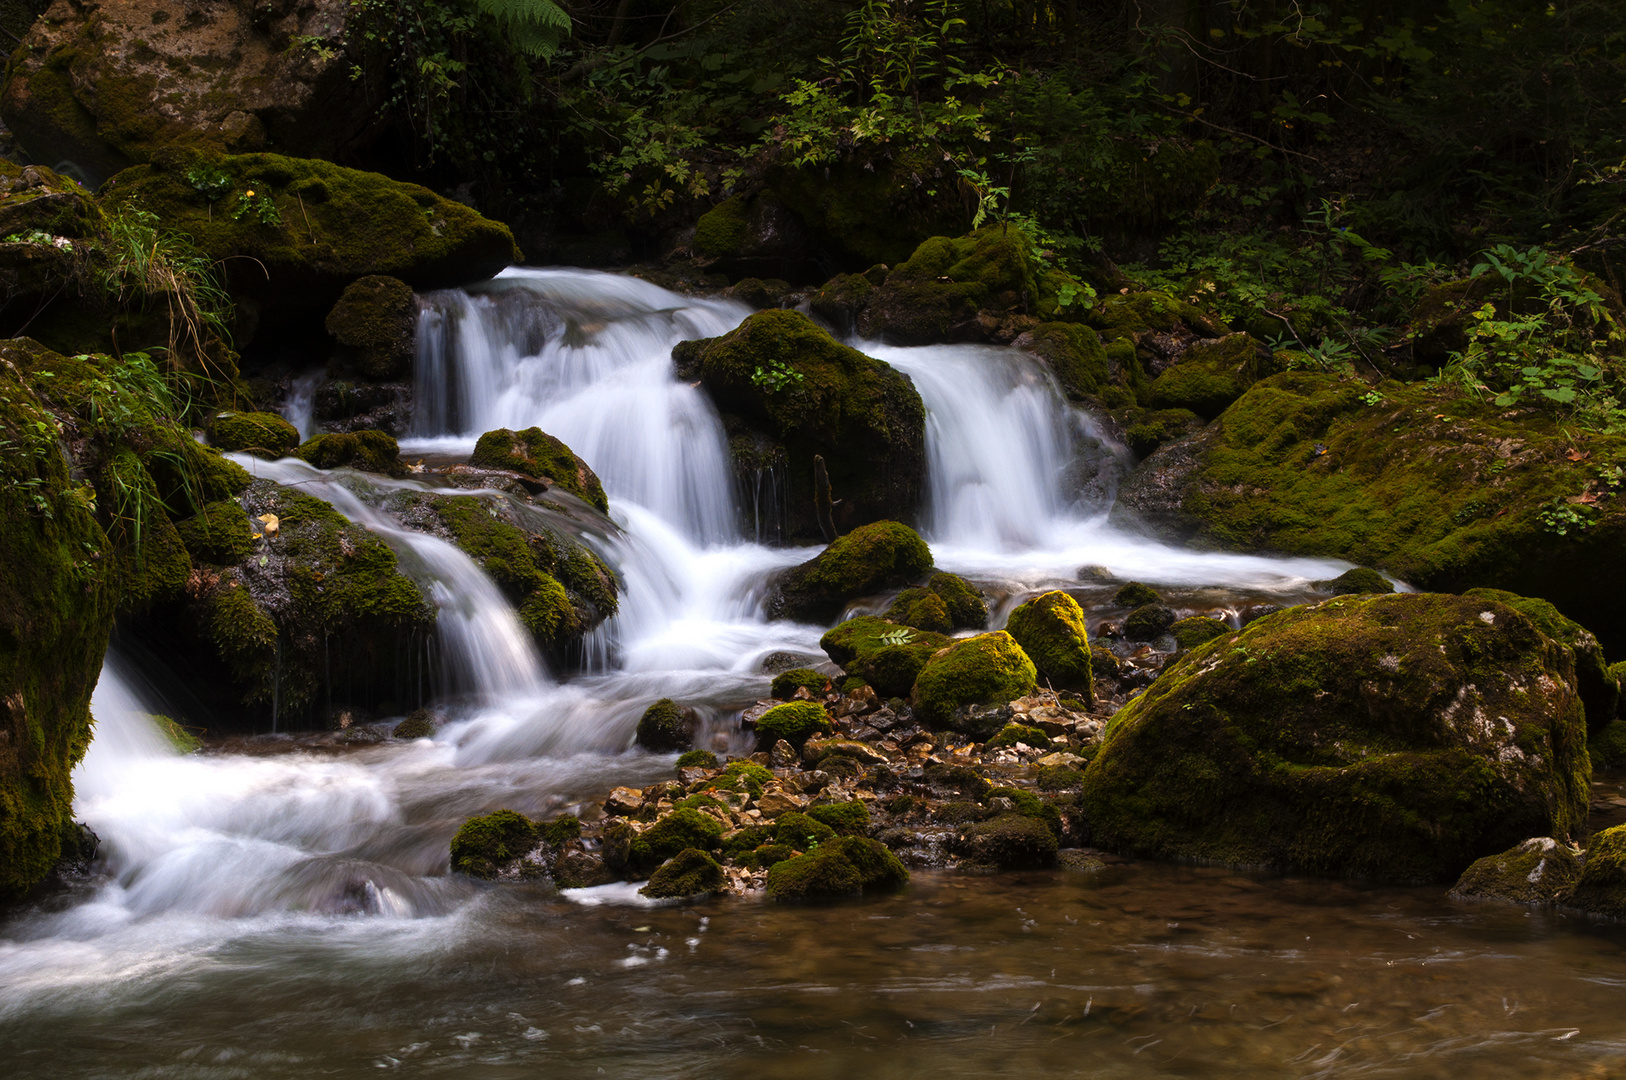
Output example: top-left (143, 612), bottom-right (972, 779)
top-left (0, 268), bottom-right (1485, 1076)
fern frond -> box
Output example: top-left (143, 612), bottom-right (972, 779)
top-left (471, 0), bottom-right (570, 58)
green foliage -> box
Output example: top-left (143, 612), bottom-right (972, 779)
top-left (749, 359), bottom-right (804, 394)
top-left (470, 0), bottom-right (569, 59)
top-left (101, 205), bottom-right (233, 379)
top-left (229, 187), bottom-right (283, 228)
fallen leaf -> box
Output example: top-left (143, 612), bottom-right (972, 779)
top-left (1566, 448), bottom-right (1591, 461)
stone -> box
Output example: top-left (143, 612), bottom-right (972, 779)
top-left (756, 789), bottom-right (809, 819)
top-left (1449, 836), bottom-right (1583, 905)
top-left (770, 739), bottom-right (799, 769)
top-left (605, 787), bottom-right (645, 817)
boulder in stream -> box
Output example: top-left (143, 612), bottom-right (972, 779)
top-left (820, 615), bottom-right (951, 698)
top-left (1449, 837), bottom-right (1583, 906)
top-left (764, 835), bottom-right (908, 900)
top-left (469, 427), bottom-right (608, 513)
top-left (911, 632), bottom-right (1039, 734)
top-left (1080, 592), bottom-right (1591, 883)
top-left (1004, 590), bottom-right (1094, 700)
top-left (766, 520), bottom-right (933, 624)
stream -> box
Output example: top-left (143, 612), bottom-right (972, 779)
top-left (3, 267), bottom-right (1623, 1077)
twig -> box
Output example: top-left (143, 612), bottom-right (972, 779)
top-left (297, 192), bottom-right (315, 244)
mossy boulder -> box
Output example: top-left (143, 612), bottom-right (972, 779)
top-left (955, 813), bottom-right (1059, 869)
top-left (1449, 837), bottom-right (1583, 905)
top-left (325, 276), bottom-right (417, 381)
top-left (929, 572), bottom-right (988, 629)
top-left (767, 521), bottom-right (933, 623)
top-left (99, 151), bottom-right (519, 328)
top-left (1004, 590), bottom-right (1093, 698)
top-left (212, 411), bottom-right (299, 458)
top-left (764, 835), bottom-right (909, 900)
top-left (175, 499), bottom-right (255, 566)
top-left (295, 431), bottom-right (402, 475)
top-left (769, 668), bottom-right (830, 700)
top-left (1316, 567), bottom-right (1396, 595)
top-left (1123, 603), bottom-right (1177, 641)
top-left (1111, 372), bottom-right (1626, 656)
top-left (805, 800), bottom-right (871, 835)
top-left (986, 722), bottom-right (1050, 749)
top-left (820, 615), bottom-right (951, 698)
top-left (673, 310), bottom-right (925, 537)
top-left (753, 701), bottom-right (832, 751)
top-left (883, 587), bottom-right (952, 634)
top-left (769, 149), bottom-right (965, 268)
top-left (0, 357), bottom-right (116, 899)
top-left (628, 808), bottom-right (726, 875)
top-left (1169, 616), bottom-right (1232, 650)
top-left (773, 811), bottom-right (836, 848)
top-left (1080, 593), bottom-right (1591, 883)
top-left (640, 848), bottom-right (726, 899)
top-left (691, 190), bottom-right (818, 283)
top-left (676, 749), bottom-right (718, 770)
top-left (1146, 333), bottom-right (1278, 420)
top-left (1114, 582), bottom-right (1161, 607)
top-left (911, 631), bottom-right (1039, 730)
top-left (394, 709), bottom-right (436, 739)
top-left (1569, 824), bottom-right (1626, 919)
top-left (1463, 588), bottom-right (1619, 735)
top-left (1015, 321), bottom-right (1115, 402)
top-left (469, 427), bottom-right (608, 513)
top-left (450, 809), bottom-right (543, 879)
top-left (636, 699), bottom-right (696, 753)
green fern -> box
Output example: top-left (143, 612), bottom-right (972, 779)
top-left (878, 627), bottom-right (915, 646)
top-left (472, 0), bottom-right (570, 58)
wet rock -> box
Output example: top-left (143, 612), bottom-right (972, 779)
top-left (1450, 837), bottom-right (1582, 905)
top-left (1570, 825), bottom-right (1626, 918)
top-left (470, 427), bottom-right (608, 513)
top-left (606, 787), bottom-right (646, 817)
top-left (326, 275), bottom-right (416, 381)
top-left (764, 835), bottom-right (909, 900)
top-left (756, 789), bottom-right (808, 819)
top-left (1315, 567), bottom-right (1395, 596)
top-left (1464, 588), bottom-right (1619, 735)
top-left (1168, 616), bottom-right (1232, 650)
top-left (450, 809), bottom-right (546, 880)
top-left (752, 701), bottom-right (833, 752)
top-left (640, 848), bottom-right (726, 899)
top-left (312, 380), bottom-right (413, 436)
top-left (1123, 603), bottom-right (1176, 641)
top-left (767, 521), bottom-right (933, 623)
top-left (211, 410), bottom-right (299, 458)
top-left (955, 813), bottom-right (1059, 869)
top-left (769, 739), bottom-right (800, 770)
top-left (295, 431), bottom-right (403, 475)
top-left (1057, 850), bottom-right (1106, 873)
top-left (552, 848), bottom-right (616, 889)
top-left (1004, 590), bottom-right (1094, 699)
top-left (913, 632), bottom-right (1038, 732)
top-left (393, 709), bottom-right (435, 739)
top-left (769, 667), bottom-right (831, 700)
top-left (820, 614), bottom-right (950, 698)
top-left (636, 699), bottom-right (697, 753)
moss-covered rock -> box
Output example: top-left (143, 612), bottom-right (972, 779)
top-left (99, 151), bottom-right (519, 326)
top-left (754, 701), bottom-right (832, 751)
top-left (450, 809), bottom-right (542, 879)
top-left (955, 813), bottom-right (1059, 869)
top-left (764, 834), bottom-right (909, 900)
top-left (1449, 837), bottom-right (1583, 905)
top-left (1004, 590), bottom-right (1093, 698)
top-left (912, 631), bottom-right (1039, 730)
top-left (212, 411), bottom-right (299, 458)
top-left (772, 811), bottom-right (836, 848)
top-left (674, 310), bottom-right (925, 537)
top-left (767, 521), bottom-right (933, 623)
top-left (1169, 616), bottom-right (1232, 650)
top-left (1315, 567), bottom-right (1396, 595)
top-left (295, 431), bottom-right (403, 475)
top-left (175, 499), bottom-right (255, 567)
top-left (1112, 372), bottom-right (1626, 656)
top-left (986, 722), bottom-right (1050, 749)
top-left (805, 800), bottom-right (871, 835)
top-left (640, 848), bottom-right (725, 898)
top-left (820, 615), bottom-right (951, 698)
top-left (1114, 582), bottom-right (1161, 607)
top-left (628, 808), bottom-right (726, 875)
top-left (1569, 824), bottom-right (1626, 919)
top-left (1146, 333), bottom-right (1277, 420)
top-left (636, 699), bottom-right (695, 753)
top-left (0, 357), bottom-right (116, 899)
top-left (1121, 407), bottom-right (1205, 458)
top-left (676, 749), bottom-right (718, 770)
top-left (1463, 588), bottom-right (1619, 735)
top-left (769, 149), bottom-right (965, 268)
top-left (394, 709), bottom-right (436, 739)
top-left (1016, 321), bottom-right (1115, 402)
top-left (1080, 593), bottom-right (1591, 883)
top-left (769, 668), bottom-right (830, 700)
top-left (691, 190), bottom-right (818, 282)
top-left (883, 587), bottom-right (952, 634)
top-left (469, 427), bottom-right (608, 513)
top-left (1123, 603), bottom-right (1176, 641)
top-left (325, 276), bottom-right (417, 381)
top-left (929, 572), bottom-right (988, 629)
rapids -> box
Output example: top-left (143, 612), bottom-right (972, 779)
top-left (5, 267), bottom-right (1619, 1078)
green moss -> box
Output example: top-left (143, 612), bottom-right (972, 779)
top-left (1569, 824), bottom-right (1626, 919)
top-left (805, 800), bottom-right (871, 835)
top-left (820, 614), bottom-right (951, 697)
top-left (883, 587), bottom-right (952, 634)
top-left (1020, 322), bottom-right (1111, 401)
top-left (212, 411), bottom-right (298, 458)
top-left (717, 760), bottom-right (774, 795)
top-left (394, 709), bottom-right (436, 739)
top-left (912, 631), bottom-right (1038, 730)
top-left (955, 813), bottom-right (1059, 869)
top-left (205, 577), bottom-right (277, 694)
top-left (469, 427), bottom-right (608, 513)
top-left (1004, 590), bottom-right (1093, 698)
top-left (764, 835), bottom-right (909, 900)
top-left (1450, 837), bottom-right (1582, 905)
top-left (678, 793), bottom-right (726, 812)
top-left (677, 310), bottom-right (925, 536)
top-left (1114, 582), bottom-right (1161, 607)
top-left (629, 807), bottom-right (726, 874)
top-left (1463, 588), bottom-right (1618, 733)
top-left (754, 700), bottom-right (832, 750)
top-left (1146, 334), bottom-right (1276, 420)
top-left (929, 572), bottom-right (987, 629)
top-left (773, 811), bottom-right (837, 848)
top-left (676, 749), bottom-right (718, 770)
top-left (295, 431), bottom-right (402, 476)
top-left (1170, 616), bottom-right (1232, 650)
top-left (1080, 592), bottom-right (1591, 883)
top-left (1123, 604), bottom-right (1176, 641)
top-left (1036, 765), bottom-right (1084, 790)
top-left (640, 848), bottom-right (725, 898)
top-left (1123, 407), bottom-right (1204, 457)
top-left (636, 699), bottom-right (694, 752)
top-left (450, 809), bottom-right (541, 879)
top-left (748, 843), bottom-right (797, 869)
top-left (175, 499), bottom-right (254, 566)
top-left (986, 723), bottom-right (1049, 750)
top-left (722, 824), bottom-right (776, 858)
top-left (1317, 567), bottom-right (1395, 595)
top-left (769, 520), bottom-right (933, 623)
top-left (770, 667), bottom-right (830, 700)
top-left (693, 195), bottom-right (749, 257)
top-left (325, 275), bottom-right (416, 381)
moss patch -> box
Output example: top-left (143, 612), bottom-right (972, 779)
top-left (754, 701), bottom-right (832, 750)
top-left (770, 668), bottom-right (830, 700)
top-left (769, 520), bottom-right (933, 623)
top-left (912, 631), bottom-right (1038, 730)
top-left (1169, 616), bottom-right (1232, 650)
top-left (1004, 590), bottom-right (1093, 698)
top-left (883, 587), bottom-right (952, 634)
top-left (640, 848), bottom-right (725, 898)
top-left (295, 431), bottom-right (403, 476)
top-left (820, 615), bottom-right (951, 698)
top-left (929, 572), bottom-right (987, 629)
top-left (636, 699), bottom-right (694, 752)
top-left (325, 275), bottom-right (417, 381)
top-left (213, 411), bottom-right (299, 458)
top-left (628, 808), bottom-right (726, 875)
top-left (450, 809), bottom-right (541, 879)
top-left (765, 835), bottom-right (909, 900)
top-left (1450, 837), bottom-right (1582, 905)
top-left (469, 427), bottom-right (608, 513)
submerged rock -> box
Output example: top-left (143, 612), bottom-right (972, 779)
top-left (1081, 592), bottom-right (1590, 883)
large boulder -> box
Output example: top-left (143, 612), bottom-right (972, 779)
top-left (766, 521), bottom-right (932, 624)
top-left (1462, 588), bottom-right (1619, 734)
top-left (2, 0), bottom-right (380, 183)
top-left (911, 631), bottom-right (1039, 731)
top-left (820, 615), bottom-right (951, 698)
top-left (1080, 593), bottom-right (1591, 884)
top-left (673, 309), bottom-right (924, 537)
top-left (99, 151), bottom-right (520, 331)
top-left (0, 353), bottom-right (116, 899)
top-left (1112, 372), bottom-right (1626, 655)
top-left (1003, 590), bottom-right (1093, 699)
top-left (325, 276), bottom-right (417, 382)
top-left (469, 427), bottom-right (608, 513)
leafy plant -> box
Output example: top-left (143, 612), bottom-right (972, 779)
top-left (750, 359), bottom-right (804, 394)
top-left (1538, 497), bottom-right (1596, 537)
top-left (102, 205), bottom-right (234, 380)
top-left (230, 187), bottom-right (283, 227)
top-left (877, 627), bottom-right (915, 646)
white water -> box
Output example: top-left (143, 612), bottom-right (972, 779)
top-left (281, 370), bottom-right (324, 441)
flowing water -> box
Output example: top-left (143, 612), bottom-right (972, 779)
top-left (4, 267), bottom-right (1620, 1077)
